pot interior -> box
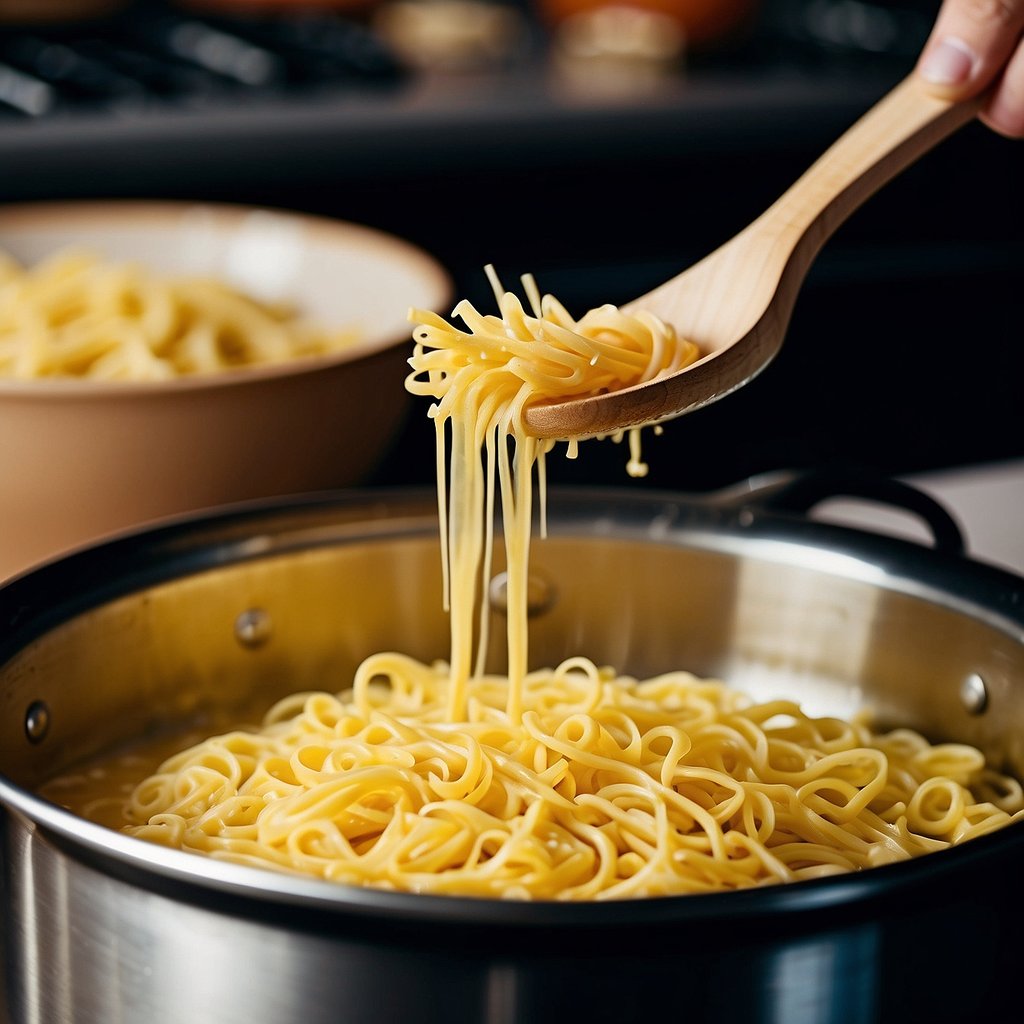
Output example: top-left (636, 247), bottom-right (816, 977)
top-left (2, 491), bottom-right (1023, 798)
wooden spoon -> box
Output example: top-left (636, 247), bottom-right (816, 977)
top-left (523, 75), bottom-right (984, 440)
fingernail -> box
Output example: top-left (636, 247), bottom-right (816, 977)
top-left (920, 37), bottom-right (978, 86)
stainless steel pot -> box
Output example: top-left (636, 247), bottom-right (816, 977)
top-left (2, 473), bottom-right (1023, 1024)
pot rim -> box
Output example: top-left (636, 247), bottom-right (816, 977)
top-left (4, 768), bottom-right (1022, 928)
top-left (2, 484), bottom-right (1023, 927)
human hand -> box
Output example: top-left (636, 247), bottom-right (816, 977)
top-left (917, 0), bottom-right (1024, 138)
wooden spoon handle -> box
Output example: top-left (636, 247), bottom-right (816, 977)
top-left (757, 75), bottom-right (984, 262)
top-left (523, 76), bottom-right (982, 441)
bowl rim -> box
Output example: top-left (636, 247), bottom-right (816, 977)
top-left (0, 198), bottom-right (453, 398)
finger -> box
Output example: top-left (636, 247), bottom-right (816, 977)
top-left (917, 0), bottom-right (1024, 99)
top-left (981, 40), bottom-right (1024, 135)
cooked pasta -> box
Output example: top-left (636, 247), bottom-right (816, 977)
top-left (46, 269), bottom-right (1024, 899)
top-left (58, 658), bottom-right (1014, 898)
top-left (405, 267), bottom-right (700, 721)
top-left (0, 248), bottom-right (362, 380)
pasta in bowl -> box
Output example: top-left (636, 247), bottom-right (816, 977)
top-left (0, 200), bottom-right (450, 580)
top-left (0, 247), bottom-right (365, 381)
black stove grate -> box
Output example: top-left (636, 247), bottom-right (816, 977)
top-left (0, 2), bottom-right (406, 119)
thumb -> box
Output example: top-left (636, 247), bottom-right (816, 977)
top-left (917, 0), bottom-right (1024, 99)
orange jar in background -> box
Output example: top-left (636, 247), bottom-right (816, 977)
top-left (537, 0), bottom-right (758, 48)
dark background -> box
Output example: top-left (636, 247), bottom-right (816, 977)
top-left (1, 0), bottom-right (1020, 496)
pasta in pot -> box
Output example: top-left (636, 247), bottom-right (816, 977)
top-left (95, 658), bottom-right (1021, 899)
top-left (0, 248), bottom-right (362, 380)
top-left (44, 269), bottom-right (1024, 899)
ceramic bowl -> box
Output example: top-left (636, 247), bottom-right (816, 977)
top-left (0, 200), bottom-right (451, 580)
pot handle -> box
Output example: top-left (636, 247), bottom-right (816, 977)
top-left (723, 467), bottom-right (966, 556)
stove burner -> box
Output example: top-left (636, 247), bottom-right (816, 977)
top-left (0, 2), bottom-right (406, 119)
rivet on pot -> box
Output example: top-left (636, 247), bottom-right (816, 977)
top-left (24, 700), bottom-right (50, 744)
top-left (489, 572), bottom-right (556, 618)
top-left (960, 673), bottom-right (988, 715)
top-left (235, 608), bottom-right (272, 649)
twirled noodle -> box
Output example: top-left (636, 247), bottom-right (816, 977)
top-left (405, 267), bottom-right (700, 721)
top-left (44, 269), bottom-right (1024, 899)
top-left (0, 248), bottom-right (361, 380)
